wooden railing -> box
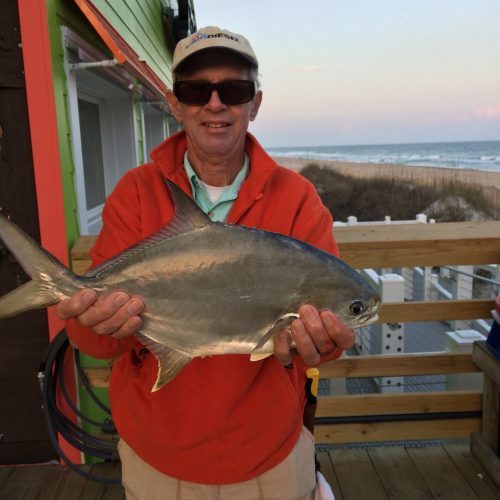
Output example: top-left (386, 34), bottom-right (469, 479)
top-left (71, 221), bottom-right (500, 447)
top-left (316, 221), bottom-right (499, 445)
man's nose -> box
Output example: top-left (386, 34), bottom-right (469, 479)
top-left (205, 89), bottom-right (226, 110)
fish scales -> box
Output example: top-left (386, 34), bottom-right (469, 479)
top-left (0, 180), bottom-right (381, 391)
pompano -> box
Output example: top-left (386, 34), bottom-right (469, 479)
top-left (0, 180), bottom-right (380, 391)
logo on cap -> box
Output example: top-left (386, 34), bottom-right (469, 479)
top-left (185, 32), bottom-right (240, 49)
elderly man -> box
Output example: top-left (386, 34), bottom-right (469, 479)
top-left (58, 26), bottom-right (354, 499)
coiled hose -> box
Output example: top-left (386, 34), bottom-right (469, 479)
top-left (38, 329), bottom-right (121, 484)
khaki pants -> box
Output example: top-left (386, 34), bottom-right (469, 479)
top-left (118, 427), bottom-right (317, 500)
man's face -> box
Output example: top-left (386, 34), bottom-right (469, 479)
top-left (166, 64), bottom-right (262, 161)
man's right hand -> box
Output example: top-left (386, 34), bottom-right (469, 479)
top-left (56, 289), bottom-right (145, 340)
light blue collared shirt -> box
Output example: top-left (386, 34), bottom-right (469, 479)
top-left (183, 153), bottom-right (249, 222)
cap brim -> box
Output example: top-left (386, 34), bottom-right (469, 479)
top-left (173, 46), bottom-right (258, 73)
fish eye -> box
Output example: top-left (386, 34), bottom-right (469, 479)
top-left (349, 300), bottom-right (365, 316)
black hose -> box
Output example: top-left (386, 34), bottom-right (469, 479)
top-left (39, 329), bottom-right (121, 484)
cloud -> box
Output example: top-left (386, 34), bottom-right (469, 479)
top-left (474, 106), bottom-right (500, 119)
top-left (287, 64), bottom-right (327, 73)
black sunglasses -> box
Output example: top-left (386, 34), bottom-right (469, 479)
top-left (173, 80), bottom-right (256, 106)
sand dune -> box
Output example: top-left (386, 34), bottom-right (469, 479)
top-left (272, 156), bottom-right (500, 205)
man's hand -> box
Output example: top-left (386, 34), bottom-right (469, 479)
top-left (56, 289), bottom-right (145, 340)
top-left (273, 304), bottom-right (355, 366)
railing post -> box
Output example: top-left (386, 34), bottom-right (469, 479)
top-left (445, 329), bottom-right (485, 391)
top-left (451, 266), bottom-right (474, 330)
top-left (471, 341), bottom-right (500, 489)
top-left (377, 274), bottom-right (405, 393)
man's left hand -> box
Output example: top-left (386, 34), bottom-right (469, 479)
top-left (273, 304), bottom-right (355, 366)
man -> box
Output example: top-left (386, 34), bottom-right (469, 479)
top-left (58, 26), bottom-right (354, 499)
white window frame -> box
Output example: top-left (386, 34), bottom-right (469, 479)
top-left (62, 27), bottom-right (138, 235)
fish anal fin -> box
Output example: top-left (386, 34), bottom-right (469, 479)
top-left (136, 333), bottom-right (192, 392)
top-left (251, 313), bottom-right (299, 355)
top-left (250, 352), bottom-right (274, 362)
top-left (152, 352), bottom-right (192, 392)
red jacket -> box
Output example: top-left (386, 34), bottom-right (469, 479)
top-left (67, 131), bottom-right (341, 484)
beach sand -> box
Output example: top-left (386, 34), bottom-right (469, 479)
top-left (272, 156), bottom-right (500, 203)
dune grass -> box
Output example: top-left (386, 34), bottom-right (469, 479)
top-left (300, 163), bottom-right (500, 222)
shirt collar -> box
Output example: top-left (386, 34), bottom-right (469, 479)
top-left (183, 153), bottom-right (249, 204)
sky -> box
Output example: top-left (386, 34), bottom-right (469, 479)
top-left (194, 0), bottom-right (500, 148)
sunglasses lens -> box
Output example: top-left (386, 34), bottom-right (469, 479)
top-left (174, 81), bottom-right (212, 105)
top-left (174, 80), bottom-right (255, 106)
top-left (217, 81), bottom-right (255, 105)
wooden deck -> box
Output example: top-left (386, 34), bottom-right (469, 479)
top-left (1, 443), bottom-right (499, 499)
top-left (319, 443), bottom-right (500, 500)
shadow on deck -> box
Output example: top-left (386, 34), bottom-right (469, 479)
top-left (1, 442), bottom-right (499, 499)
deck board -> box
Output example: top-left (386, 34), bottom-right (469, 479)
top-left (407, 446), bottom-right (479, 500)
top-left (316, 450), bottom-right (344, 500)
top-left (443, 444), bottom-right (500, 500)
top-left (366, 447), bottom-right (432, 500)
top-left (328, 448), bottom-right (389, 499)
top-left (0, 463), bottom-right (124, 500)
top-left (2, 445), bottom-right (500, 499)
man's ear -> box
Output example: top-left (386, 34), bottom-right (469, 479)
top-left (249, 91), bottom-right (263, 121)
top-left (165, 90), bottom-right (183, 123)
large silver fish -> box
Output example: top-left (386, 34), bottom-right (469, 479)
top-left (0, 180), bottom-right (380, 391)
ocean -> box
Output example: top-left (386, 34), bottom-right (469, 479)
top-left (266, 140), bottom-right (500, 172)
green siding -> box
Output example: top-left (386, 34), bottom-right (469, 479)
top-left (45, 0), bottom-right (107, 249)
top-left (92, 0), bottom-right (174, 86)
top-left (43, 0), bottom-right (178, 464)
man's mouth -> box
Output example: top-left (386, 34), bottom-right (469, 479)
top-left (203, 122), bottom-right (230, 128)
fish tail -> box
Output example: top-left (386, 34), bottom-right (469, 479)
top-left (0, 213), bottom-right (76, 319)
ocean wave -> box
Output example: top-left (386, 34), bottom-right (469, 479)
top-left (268, 141), bottom-right (500, 172)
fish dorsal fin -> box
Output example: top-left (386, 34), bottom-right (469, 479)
top-left (136, 332), bottom-right (193, 392)
top-left (163, 178), bottom-right (212, 233)
top-left (85, 180), bottom-right (211, 278)
top-left (250, 313), bottom-right (299, 361)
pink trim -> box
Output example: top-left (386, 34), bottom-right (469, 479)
top-left (17, 0), bottom-right (68, 339)
top-left (18, 0), bottom-right (80, 465)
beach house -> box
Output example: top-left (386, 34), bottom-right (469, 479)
top-left (0, 0), bottom-right (196, 465)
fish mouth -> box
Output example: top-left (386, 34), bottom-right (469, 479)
top-left (356, 312), bottom-right (379, 327)
top-left (353, 298), bottom-right (381, 328)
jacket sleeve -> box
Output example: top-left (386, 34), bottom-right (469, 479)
top-left (66, 173), bottom-right (143, 359)
top-left (289, 180), bottom-right (339, 258)
top-left (289, 179), bottom-right (344, 364)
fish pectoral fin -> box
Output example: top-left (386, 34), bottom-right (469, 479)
top-left (250, 313), bottom-right (299, 360)
top-left (136, 332), bottom-right (192, 392)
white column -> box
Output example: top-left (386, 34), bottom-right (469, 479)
top-left (422, 267), bottom-right (433, 301)
top-left (377, 274), bottom-right (405, 393)
top-left (445, 329), bottom-right (485, 390)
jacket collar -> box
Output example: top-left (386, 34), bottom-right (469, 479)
top-left (149, 131), bottom-right (277, 223)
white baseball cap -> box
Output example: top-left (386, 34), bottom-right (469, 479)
top-left (172, 26), bottom-right (258, 72)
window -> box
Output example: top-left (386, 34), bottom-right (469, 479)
top-left (77, 98), bottom-right (106, 210)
